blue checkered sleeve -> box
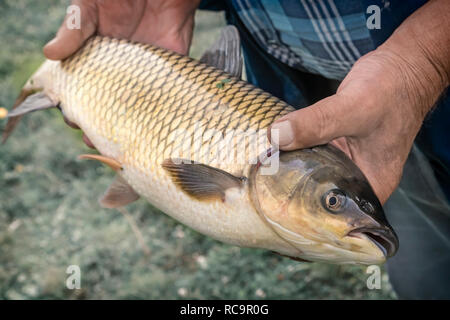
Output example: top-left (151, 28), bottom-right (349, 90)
top-left (230, 0), bottom-right (426, 80)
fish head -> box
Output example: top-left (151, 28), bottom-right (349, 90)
top-left (249, 145), bottom-right (398, 264)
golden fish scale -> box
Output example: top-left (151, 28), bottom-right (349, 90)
top-left (54, 36), bottom-right (294, 176)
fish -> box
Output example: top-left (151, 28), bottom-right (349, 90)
top-left (1, 26), bottom-right (398, 264)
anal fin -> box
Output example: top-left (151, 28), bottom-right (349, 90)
top-left (100, 175), bottom-right (140, 208)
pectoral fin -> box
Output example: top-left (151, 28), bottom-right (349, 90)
top-left (162, 159), bottom-right (245, 201)
top-left (200, 25), bottom-right (243, 79)
top-left (78, 154), bottom-right (122, 171)
top-left (100, 175), bottom-right (140, 208)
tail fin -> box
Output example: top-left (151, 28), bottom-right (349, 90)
top-left (2, 89), bottom-right (34, 143)
top-left (1, 60), bottom-right (58, 143)
top-left (1, 90), bottom-right (56, 143)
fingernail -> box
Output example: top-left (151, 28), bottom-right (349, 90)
top-left (271, 120), bottom-right (294, 147)
top-left (43, 38), bottom-right (58, 58)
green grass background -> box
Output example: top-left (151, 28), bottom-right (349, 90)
top-left (0, 0), bottom-right (396, 299)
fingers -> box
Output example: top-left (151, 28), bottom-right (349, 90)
top-left (82, 134), bottom-right (96, 149)
top-left (43, 0), bottom-right (98, 60)
top-left (63, 115), bottom-right (79, 129)
top-left (269, 94), bottom-right (363, 150)
top-left (63, 115), bottom-right (95, 149)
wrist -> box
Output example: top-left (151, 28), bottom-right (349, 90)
top-left (376, 39), bottom-right (447, 121)
top-left (375, 0), bottom-right (449, 119)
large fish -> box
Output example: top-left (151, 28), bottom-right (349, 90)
top-left (2, 26), bottom-right (398, 264)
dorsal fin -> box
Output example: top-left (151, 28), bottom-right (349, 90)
top-left (200, 25), bottom-right (243, 79)
top-left (162, 159), bottom-right (245, 201)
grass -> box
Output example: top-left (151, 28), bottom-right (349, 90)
top-left (0, 1), bottom-right (396, 299)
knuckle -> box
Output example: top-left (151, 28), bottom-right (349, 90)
top-left (313, 104), bottom-right (334, 143)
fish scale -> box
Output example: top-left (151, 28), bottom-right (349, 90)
top-left (45, 36), bottom-right (296, 254)
top-left (70, 37), bottom-right (288, 169)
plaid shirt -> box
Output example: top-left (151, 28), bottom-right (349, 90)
top-left (230, 0), bottom-right (426, 79)
top-left (200, 0), bottom-right (449, 201)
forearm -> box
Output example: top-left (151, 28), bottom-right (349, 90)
top-left (376, 0), bottom-right (450, 118)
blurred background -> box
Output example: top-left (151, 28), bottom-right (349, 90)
top-left (0, 0), bottom-right (396, 299)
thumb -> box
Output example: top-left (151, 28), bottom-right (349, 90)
top-left (43, 1), bottom-right (97, 60)
top-left (269, 94), bottom-right (359, 150)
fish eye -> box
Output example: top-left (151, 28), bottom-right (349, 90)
top-left (323, 189), bottom-right (346, 213)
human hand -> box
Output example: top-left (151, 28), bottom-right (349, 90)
top-left (269, 0), bottom-right (450, 204)
top-left (44, 0), bottom-right (200, 147)
top-left (44, 0), bottom-right (201, 59)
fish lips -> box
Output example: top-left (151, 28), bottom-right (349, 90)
top-left (348, 226), bottom-right (399, 258)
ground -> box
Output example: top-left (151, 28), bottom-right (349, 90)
top-left (0, 0), bottom-right (396, 299)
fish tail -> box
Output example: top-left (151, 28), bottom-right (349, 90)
top-left (1, 60), bottom-right (58, 143)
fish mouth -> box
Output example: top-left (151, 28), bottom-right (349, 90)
top-left (348, 227), bottom-right (399, 258)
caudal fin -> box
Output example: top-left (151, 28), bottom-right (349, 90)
top-left (1, 90), bottom-right (56, 143)
top-left (1, 60), bottom-right (59, 143)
